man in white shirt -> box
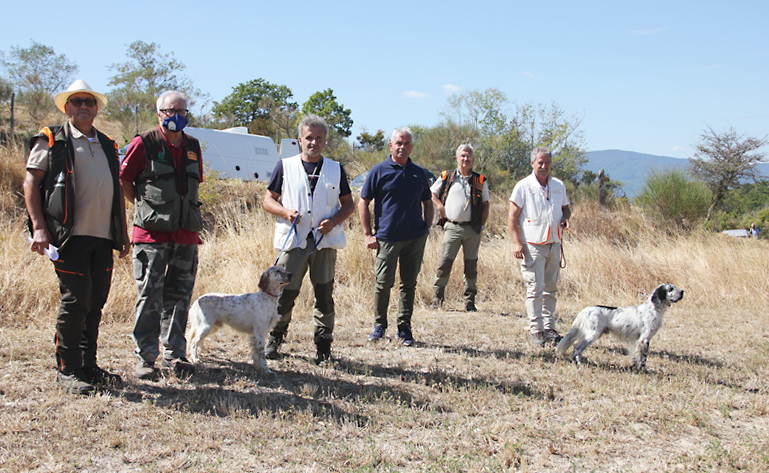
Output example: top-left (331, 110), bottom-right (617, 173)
top-left (430, 144), bottom-right (489, 311)
top-left (508, 147), bottom-right (571, 347)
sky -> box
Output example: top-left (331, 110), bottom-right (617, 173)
top-left (2, 0), bottom-right (767, 159)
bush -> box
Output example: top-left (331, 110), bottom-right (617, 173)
top-left (635, 167), bottom-right (710, 231)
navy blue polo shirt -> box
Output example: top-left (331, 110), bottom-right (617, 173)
top-left (361, 156), bottom-right (431, 242)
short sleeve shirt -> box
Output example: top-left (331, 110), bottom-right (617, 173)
top-left (27, 125), bottom-right (115, 240)
top-left (430, 171), bottom-right (490, 223)
top-left (119, 126), bottom-right (204, 244)
top-left (361, 156), bottom-right (431, 242)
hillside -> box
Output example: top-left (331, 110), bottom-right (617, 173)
top-left (585, 149), bottom-right (769, 198)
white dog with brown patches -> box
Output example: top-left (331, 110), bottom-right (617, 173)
top-left (187, 266), bottom-right (292, 373)
top-left (556, 284), bottom-right (684, 369)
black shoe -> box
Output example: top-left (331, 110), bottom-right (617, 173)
top-left (161, 357), bottom-right (196, 377)
top-left (315, 338), bottom-right (331, 365)
top-left (265, 336), bottom-right (283, 360)
top-left (544, 329), bottom-right (563, 345)
top-left (82, 365), bottom-right (123, 387)
top-left (58, 370), bottom-right (95, 395)
top-left (464, 301), bottom-right (477, 312)
top-left (397, 325), bottom-right (414, 346)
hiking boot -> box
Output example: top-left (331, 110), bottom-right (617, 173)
top-left (161, 357), bottom-right (195, 377)
top-left (530, 332), bottom-right (546, 347)
top-left (82, 365), bottom-right (123, 387)
top-left (544, 329), bottom-right (562, 345)
top-left (430, 287), bottom-right (444, 310)
top-left (265, 335), bottom-right (283, 360)
top-left (397, 325), bottom-right (414, 347)
top-left (135, 361), bottom-right (159, 380)
top-left (58, 370), bottom-right (95, 395)
top-left (368, 325), bottom-right (386, 342)
top-left (315, 338), bottom-right (331, 365)
top-left (464, 293), bottom-right (477, 312)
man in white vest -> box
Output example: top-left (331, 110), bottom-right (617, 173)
top-left (263, 114), bottom-right (354, 363)
top-left (508, 147), bottom-right (571, 347)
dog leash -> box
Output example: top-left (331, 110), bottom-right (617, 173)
top-left (565, 227), bottom-right (648, 298)
top-left (273, 218), bottom-right (324, 266)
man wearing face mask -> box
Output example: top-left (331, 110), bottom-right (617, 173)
top-left (120, 91), bottom-right (204, 380)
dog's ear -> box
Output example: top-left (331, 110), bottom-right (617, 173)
top-left (651, 285), bottom-right (667, 305)
top-left (259, 271), bottom-right (270, 292)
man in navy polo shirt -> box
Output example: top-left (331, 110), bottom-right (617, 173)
top-left (358, 127), bottom-right (434, 346)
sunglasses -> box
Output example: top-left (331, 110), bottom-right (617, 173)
top-left (68, 97), bottom-right (97, 107)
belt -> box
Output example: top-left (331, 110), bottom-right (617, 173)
top-left (447, 220), bottom-right (471, 226)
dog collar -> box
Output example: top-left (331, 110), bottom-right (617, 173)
top-left (266, 291), bottom-right (281, 298)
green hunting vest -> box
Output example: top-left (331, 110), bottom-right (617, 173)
top-left (133, 128), bottom-right (203, 233)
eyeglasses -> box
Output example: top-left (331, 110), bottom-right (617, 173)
top-left (68, 97), bottom-right (97, 107)
top-left (159, 108), bottom-right (189, 117)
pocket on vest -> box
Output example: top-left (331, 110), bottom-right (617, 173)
top-left (135, 199), bottom-right (178, 232)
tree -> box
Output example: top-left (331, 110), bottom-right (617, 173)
top-left (689, 126), bottom-right (768, 222)
top-left (440, 88), bottom-right (588, 190)
top-left (356, 128), bottom-right (385, 152)
top-left (105, 41), bottom-right (206, 140)
top-left (0, 41), bottom-right (79, 129)
top-left (301, 89), bottom-right (353, 138)
top-left (211, 79), bottom-right (297, 139)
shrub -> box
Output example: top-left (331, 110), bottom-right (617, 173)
top-left (635, 167), bottom-right (710, 231)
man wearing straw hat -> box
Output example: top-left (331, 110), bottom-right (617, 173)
top-left (120, 91), bottom-right (204, 380)
top-left (23, 79), bottom-right (129, 395)
top-left (262, 114), bottom-right (354, 364)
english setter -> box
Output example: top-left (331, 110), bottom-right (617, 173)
top-left (187, 266), bottom-right (292, 373)
top-left (556, 284), bottom-right (684, 369)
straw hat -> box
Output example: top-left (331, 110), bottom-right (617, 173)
top-left (54, 79), bottom-right (108, 113)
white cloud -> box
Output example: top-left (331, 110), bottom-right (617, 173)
top-left (672, 146), bottom-right (689, 154)
top-left (520, 71), bottom-right (536, 77)
top-left (443, 84), bottom-right (461, 95)
top-left (631, 27), bottom-right (667, 36)
top-left (404, 90), bottom-right (428, 99)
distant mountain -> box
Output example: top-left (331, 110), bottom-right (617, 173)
top-left (585, 149), bottom-right (769, 198)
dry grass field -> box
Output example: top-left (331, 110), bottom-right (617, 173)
top-left (1, 143), bottom-right (768, 472)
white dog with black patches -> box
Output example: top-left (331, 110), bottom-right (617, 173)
top-left (187, 266), bottom-right (292, 373)
top-left (556, 284), bottom-right (684, 369)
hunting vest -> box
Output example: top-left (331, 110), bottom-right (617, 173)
top-left (437, 169), bottom-right (486, 233)
top-left (28, 123), bottom-right (124, 250)
top-left (133, 128), bottom-right (203, 233)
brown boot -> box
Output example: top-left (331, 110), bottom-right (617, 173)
top-left (430, 287), bottom-right (444, 310)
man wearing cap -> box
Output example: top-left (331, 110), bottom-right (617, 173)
top-left (120, 90), bottom-right (203, 380)
top-left (429, 144), bottom-right (489, 312)
top-left (23, 79), bottom-right (130, 395)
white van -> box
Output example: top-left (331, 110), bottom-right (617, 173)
top-left (185, 126), bottom-right (300, 181)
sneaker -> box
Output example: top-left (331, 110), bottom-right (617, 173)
top-left (265, 336), bottom-right (283, 360)
top-left (530, 332), bottom-right (546, 347)
top-left (135, 361), bottom-right (159, 380)
top-left (58, 370), bottom-right (95, 395)
top-left (397, 325), bottom-right (414, 347)
top-left (161, 357), bottom-right (196, 377)
top-left (544, 329), bottom-right (562, 345)
top-left (82, 365), bottom-right (123, 387)
top-left (368, 325), bottom-right (386, 342)
top-left (315, 338), bottom-right (331, 365)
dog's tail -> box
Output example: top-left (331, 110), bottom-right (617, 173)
top-left (186, 300), bottom-right (202, 347)
top-left (556, 324), bottom-right (580, 357)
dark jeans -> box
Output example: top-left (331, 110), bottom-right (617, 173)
top-left (53, 236), bottom-right (114, 374)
